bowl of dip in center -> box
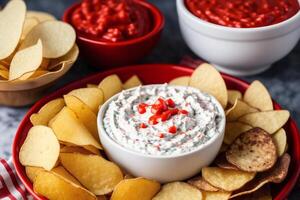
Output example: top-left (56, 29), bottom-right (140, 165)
top-left (98, 84), bottom-right (225, 182)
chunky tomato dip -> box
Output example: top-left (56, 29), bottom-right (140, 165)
top-left (185, 0), bottom-right (300, 28)
top-left (103, 84), bottom-right (224, 156)
top-left (71, 0), bottom-right (151, 42)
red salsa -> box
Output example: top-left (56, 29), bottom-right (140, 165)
top-left (71, 0), bottom-right (151, 42)
top-left (185, 0), bottom-right (300, 28)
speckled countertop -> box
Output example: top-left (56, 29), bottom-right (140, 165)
top-left (0, 0), bottom-right (299, 198)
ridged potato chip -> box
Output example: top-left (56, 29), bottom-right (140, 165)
top-left (60, 153), bottom-right (123, 195)
top-left (238, 110), bottom-right (290, 134)
top-left (111, 177), bottom-right (160, 200)
top-left (153, 182), bottom-right (202, 200)
top-left (226, 128), bottom-right (277, 172)
top-left (9, 39), bottom-right (43, 80)
top-left (64, 95), bottom-right (99, 142)
top-left (68, 88), bottom-right (104, 113)
top-left (26, 10), bottom-right (56, 22)
top-left (50, 107), bottom-right (101, 149)
top-left (25, 166), bottom-right (45, 182)
top-left (202, 191), bottom-right (231, 200)
top-left (34, 170), bottom-right (96, 200)
top-left (188, 176), bottom-right (219, 192)
top-left (30, 98), bottom-right (65, 126)
top-left (190, 64), bottom-right (228, 108)
top-left (202, 167), bottom-right (255, 191)
top-left (21, 20), bottom-right (75, 58)
top-left (272, 128), bottom-right (287, 157)
top-left (19, 125), bottom-right (60, 170)
top-left (227, 90), bottom-right (242, 105)
top-left (226, 100), bottom-right (258, 121)
top-left (243, 81), bottom-right (273, 111)
top-left (98, 74), bottom-right (123, 101)
top-left (224, 122), bottom-right (252, 145)
top-left (123, 75), bottom-right (142, 89)
top-left (169, 76), bottom-right (190, 86)
top-left (0, 0), bottom-right (26, 60)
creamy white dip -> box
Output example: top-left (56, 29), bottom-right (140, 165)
top-left (103, 84), bottom-right (223, 156)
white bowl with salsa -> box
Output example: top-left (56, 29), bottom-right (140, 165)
top-left (97, 84), bottom-right (225, 182)
top-left (177, 0), bottom-right (300, 76)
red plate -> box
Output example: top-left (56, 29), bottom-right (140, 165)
top-left (12, 64), bottom-right (300, 200)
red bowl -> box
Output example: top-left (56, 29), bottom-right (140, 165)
top-left (63, 1), bottom-right (164, 68)
top-left (12, 64), bottom-right (300, 200)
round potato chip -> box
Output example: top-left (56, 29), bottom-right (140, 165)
top-left (26, 10), bottom-right (56, 22)
top-left (0, 0), bottom-right (26, 59)
top-left (21, 17), bottom-right (39, 39)
top-left (227, 90), bottom-right (242, 105)
top-left (19, 125), bottom-right (60, 170)
top-left (123, 75), bottom-right (142, 89)
top-left (153, 182), bottom-right (202, 200)
top-left (272, 128), bottom-right (287, 157)
top-left (202, 191), bottom-right (231, 200)
top-left (60, 153), bottom-right (123, 195)
top-left (190, 64), bottom-right (228, 108)
top-left (226, 128), bottom-right (277, 172)
top-left (188, 176), bottom-right (219, 192)
top-left (202, 167), bottom-right (255, 192)
top-left (224, 122), bottom-right (252, 145)
top-left (111, 177), bottom-right (160, 200)
top-left (238, 110), bottom-right (290, 134)
top-left (21, 20), bottom-right (76, 58)
top-left (214, 153), bottom-right (239, 170)
top-left (226, 100), bottom-right (258, 121)
top-left (169, 76), bottom-right (190, 86)
top-left (243, 81), bottom-right (273, 111)
top-left (98, 74), bottom-right (123, 101)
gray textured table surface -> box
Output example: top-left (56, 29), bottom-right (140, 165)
top-left (0, 0), bottom-right (299, 199)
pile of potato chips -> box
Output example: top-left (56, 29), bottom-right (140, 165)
top-left (0, 0), bottom-right (77, 81)
top-left (19, 63), bottom-right (291, 200)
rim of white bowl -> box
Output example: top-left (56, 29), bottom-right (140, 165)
top-left (97, 84), bottom-right (226, 159)
top-left (177, 0), bottom-right (300, 33)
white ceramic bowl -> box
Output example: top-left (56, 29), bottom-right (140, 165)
top-left (176, 0), bottom-right (300, 76)
top-left (97, 85), bottom-right (225, 183)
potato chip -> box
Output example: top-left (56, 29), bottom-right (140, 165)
top-left (21, 17), bottom-right (39, 39)
top-left (232, 185), bottom-right (272, 200)
top-left (26, 10), bottom-right (56, 22)
top-left (224, 122), bottom-right (252, 145)
top-left (153, 182), bottom-right (202, 200)
top-left (34, 170), bottom-right (96, 200)
top-left (9, 39), bottom-right (43, 80)
top-left (0, 70), bottom-right (9, 80)
top-left (111, 177), bottom-right (160, 200)
top-left (0, 64), bottom-right (8, 70)
top-left (98, 74), bottom-right (123, 101)
top-left (214, 153), bottom-right (238, 170)
top-left (50, 107), bottom-right (101, 149)
top-left (21, 20), bottom-right (76, 58)
top-left (123, 75), bottom-right (142, 89)
top-left (25, 166), bottom-right (45, 183)
top-left (202, 191), bottom-right (231, 200)
top-left (226, 100), bottom-right (258, 121)
top-left (243, 81), bottom-right (273, 111)
top-left (0, 0), bottom-right (26, 59)
top-left (219, 143), bottom-right (229, 153)
top-left (60, 145), bottom-right (94, 155)
top-left (230, 154), bottom-right (290, 198)
top-left (238, 110), bottom-right (290, 134)
top-left (52, 166), bottom-right (81, 185)
top-left (82, 145), bottom-right (101, 155)
top-left (29, 70), bottom-right (48, 79)
top-left (87, 84), bottom-right (97, 88)
top-left (272, 128), bottom-right (287, 157)
top-left (226, 128), bottom-right (277, 172)
top-left (64, 95), bottom-right (99, 142)
top-left (190, 64), bottom-right (228, 108)
top-left (39, 58), bottom-right (50, 69)
top-left (227, 90), bottom-right (242, 105)
top-left (202, 167), bottom-right (255, 191)
top-left (169, 76), bottom-right (190, 86)
top-left (67, 88), bottom-right (104, 114)
top-left (187, 176), bottom-right (219, 192)
top-left (30, 98), bottom-right (65, 126)
top-left (19, 125), bottom-right (60, 170)
top-left (60, 153), bottom-right (123, 195)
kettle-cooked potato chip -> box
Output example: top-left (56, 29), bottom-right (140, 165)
top-left (226, 100), bottom-right (258, 121)
top-left (169, 76), bottom-right (190, 86)
top-left (123, 75), bottom-right (142, 89)
top-left (188, 176), bottom-right (219, 192)
top-left (272, 128), bottom-right (287, 157)
top-left (25, 166), bottom-right (45, 183)
top-left (227, 90), bottom-right (242, 105)
top-left (98, 74), bottom-right (123, 101)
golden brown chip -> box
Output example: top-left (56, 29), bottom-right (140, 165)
top-left (25, 166), bottom-right (45, 183)
top-left (98, 74), bottom-right (123, 101)
top-left (87, 84), bottom-right (97, 88)
top-left (153, 182), bottom-right (202, 200)
top-left (111, 177), bottom-right (160, 200)
top-left (190, 63), bottom-right (228, 108)
top-left (227, 90), bottom-right (242, 105)
top-left (214, 153), bottom-right (239, 170)
top-left (169, 76), bottom-right (190, 86)
top-left (238, 110), bottom-right (290, 134)
top-left (226, 128), bottom-right (277, 172)
top-left (272, 128), bottom-right (287, 157)
top-left (60, 145), bottom-right (94, 155)
top-left (0, 70), bottom-right (9, 80)
top-left (243, 81), bottom-right (273, 111)
top-left (226, 100), bottom-right (258, 121)
top-left (52, 166), bottom-right (81, 186)
top-left (188, 176), bottom-right (219, 192)
top-left (202, 167), bottom-right (255, 192)
top-left (203, 191), bottom-right (231, 200)
top-left (230, 154), bottom-right (290, 198)
top-left (224, 122), bottom-right (252, 145)
top-left (123, 75), bottom-right (142, 89)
